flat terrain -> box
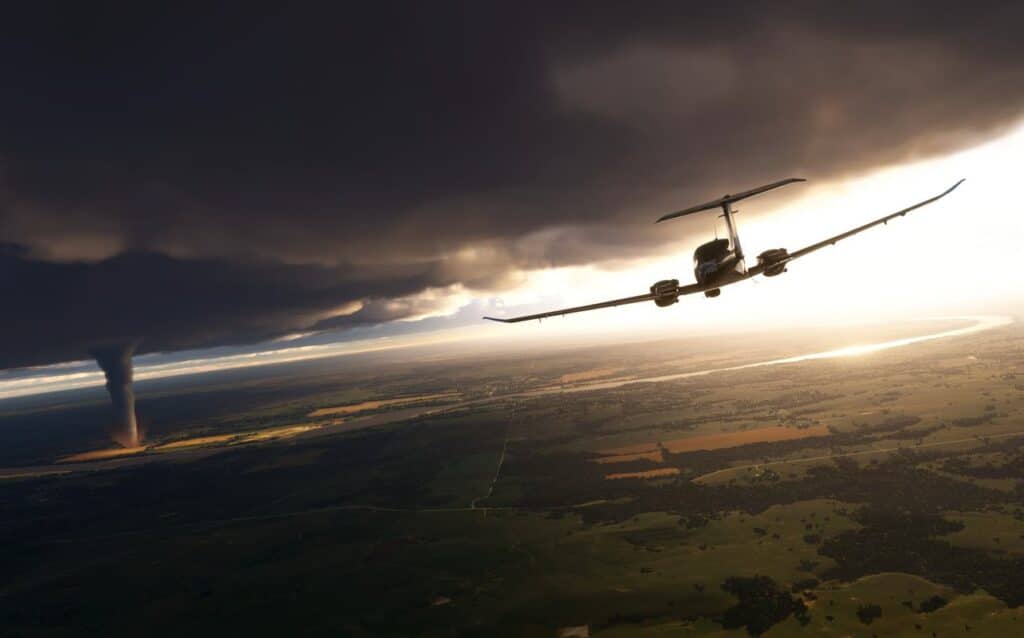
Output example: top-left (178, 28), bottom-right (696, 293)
top-left (2, 316), bottom-right (1024, 636)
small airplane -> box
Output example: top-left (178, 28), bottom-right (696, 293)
top-left (484, 177), bottom-right (964, 323)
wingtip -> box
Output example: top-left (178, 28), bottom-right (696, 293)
top-left (482, 316), bottom-right (510, 323)
top-left (944, 178), bottom-right (966, 195)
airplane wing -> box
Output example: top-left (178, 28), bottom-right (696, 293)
top-left (484, 283), bottom-right (704, 323)
top-left (747, 179), bottom-right (964, 277)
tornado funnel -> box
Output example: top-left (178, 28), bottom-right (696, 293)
top-left (90, 342), bottom-right (140, 448)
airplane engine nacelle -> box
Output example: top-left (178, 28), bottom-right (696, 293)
top-left (756, 248), bottom-right (789, 277)
top-left (650, 279), bottom-right (679, 307)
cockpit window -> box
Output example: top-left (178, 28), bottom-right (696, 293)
top-left (693, 238), bottom-right (730, 263)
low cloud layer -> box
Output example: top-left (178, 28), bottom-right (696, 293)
top-left (2, 3), bottom-right (1024, 367)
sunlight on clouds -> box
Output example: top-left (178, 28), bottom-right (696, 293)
top-left (272, 331), bottom-right (318, 342)
top-left (393, 284), bottom-right (476, 322)
top-left (487, 119), bottom-right (1024, 335)
top-left (321, 300), bottom-right (364, 320)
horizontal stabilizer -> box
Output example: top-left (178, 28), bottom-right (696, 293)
top-left (657, 177), bottom-right (806, 223)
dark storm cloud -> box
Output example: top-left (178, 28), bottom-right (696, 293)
top-left (0, 244), bottom-right (468, 368)
top-left (2, 2), bottom-right (1024, 367)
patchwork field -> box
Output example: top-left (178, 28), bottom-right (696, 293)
top-left (307, 392), bottom-right (460, 418)
top-left (600, 425), bottom-right (832, 457)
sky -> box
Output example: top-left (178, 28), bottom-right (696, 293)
top-left (2, 3), bottom-right (1024, 397)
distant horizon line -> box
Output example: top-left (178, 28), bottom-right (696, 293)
top-left (0, 314), bottom-right (1013, 404)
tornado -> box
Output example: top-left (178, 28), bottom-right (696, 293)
top-left (90, 342), bottom-right (140, 448)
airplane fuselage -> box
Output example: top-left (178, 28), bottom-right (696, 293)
top-left (692, 239), bottom-right (747, 289)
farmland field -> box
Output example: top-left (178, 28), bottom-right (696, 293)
top-left (2, 316), bottom-right (1024, 636)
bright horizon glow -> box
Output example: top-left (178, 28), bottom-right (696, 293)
top-left (0, 314), bottom-right (1011, 403)
top-left (0, 326), bottom-right (497, 401)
